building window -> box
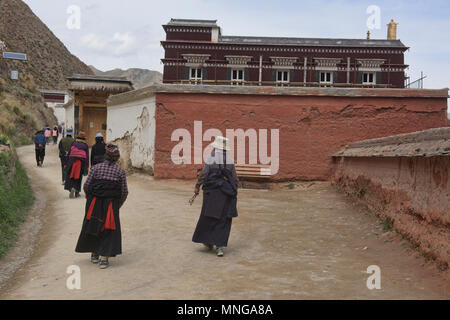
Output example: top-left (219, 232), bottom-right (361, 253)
top-left (189, 68), bottom-right (202, 83)
top-left (231, 69), bottom-right (244, 85)
top-left (320, 72), bottom-right (333, 84)
top-left (276, 70), bottom-right (289, 84)
top-left (362, 72), bottom-right (376, 85)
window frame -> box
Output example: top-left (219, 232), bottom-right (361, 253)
top-left (276, 70), bottom-right (290, 84)
top-left (189, 67), bottom-right (203, 83)
top-left (231, 68), bottom-right (245, 85)
top-left (319, 71), bottom-right (333, 84)
top-left (362, 72), bottom-right (376, 85)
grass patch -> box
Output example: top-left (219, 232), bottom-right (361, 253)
top-left (381, 217), bottom-right (394, 232)
top-left (0, 146), bottom-right (34, 258)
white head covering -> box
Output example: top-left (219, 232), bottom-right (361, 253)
top-left (96, 132), bottom-right (103, 138)
top-left (211, 136), bottom-right (230, 151)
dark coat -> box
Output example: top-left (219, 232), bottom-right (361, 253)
top-left (75, 179), bottom-right (123, 257)
top-left (64, 157), bottom-right (87, 192)
top-left (34, 133), bottom-right (46, 150)
top-left (192, 164), bottom-right (238, 247)
top-left (201, 167), bottom-right (238, 219)
top-left (91, 141), bottom-right (106, 166)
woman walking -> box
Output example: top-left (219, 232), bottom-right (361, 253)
top-left (91, 133), bottom-right (106, 166)
top-left (64, 131), bottom-right (89, 198)
top-left (52, 126), bottom-right (59, 144)
top-left (75, 144), bottom-right (128, 269)
top-left (192, 136), bottom-right (238, 257)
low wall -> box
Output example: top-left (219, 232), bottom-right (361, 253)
top-left (107, 84), bottom-right (448, 180)
top-left (153, 85), bottom-right (448, 180)
top-left (333, 127), bottom-right (450, 268)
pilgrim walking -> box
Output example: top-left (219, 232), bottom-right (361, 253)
top-left (58, 130), bottom-right (75, 185)
top-left (34, 129), bottom-right (46, 167)
top-left (192, 136), bottom-right (238, 257)
top-left (91, 133), bottom-right (106, 166)
top-left (75, 144), bottom-right (128, 269)
top-left (64, 131), bottom-right (89, 198)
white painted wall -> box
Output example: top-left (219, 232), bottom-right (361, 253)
top-left (45, 93), bottom-right (70, 125)
top-left (65, 103), bottom-right (75, 132)
top-left (107, 95), bottom-right (156, 170)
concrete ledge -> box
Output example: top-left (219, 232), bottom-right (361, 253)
top-left (108, 83), bottom-right (449, 107)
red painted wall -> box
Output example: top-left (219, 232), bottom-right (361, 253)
top-left (153, 92), bottom-right (447, 180)
top-left (334, 155), bottom-right (450, 268)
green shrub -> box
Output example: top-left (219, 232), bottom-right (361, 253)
top-left (0, 154), bottom-right (33, 258)
top-left (18, 135), bottom-right (32, 146)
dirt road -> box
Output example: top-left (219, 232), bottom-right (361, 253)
top-left (0, 144), bottom-right (448, 299)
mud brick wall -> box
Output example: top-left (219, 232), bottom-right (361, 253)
top-left (153, 86), bottom-right (448, 180)
top-left (333, 127), bottom-right (450, 269)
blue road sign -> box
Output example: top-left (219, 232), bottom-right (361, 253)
top-left (2, 51), bottom-right (27, 60)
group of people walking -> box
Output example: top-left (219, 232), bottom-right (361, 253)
top-left (34, 129), bottom-right (238, 268)
top-left (34, 124), bottom-right (73, 167)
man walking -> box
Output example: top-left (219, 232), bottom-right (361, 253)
top-left (192, 136), bottom-right (238, 257)
top-left (75, 144), bottom-right (128, 269)
top-left (58, 131), bottom-right (75, 185)
top-left (34, 130), bottom-right (46, 167)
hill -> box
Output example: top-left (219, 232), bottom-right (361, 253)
top-left (89, 66), bottom-right (162, 89)
top-left (0, 0), bottom-right (94, 144)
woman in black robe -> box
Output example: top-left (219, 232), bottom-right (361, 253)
top-left (192, 136), bottom-right (238, 257)
top-left (75, 144), bottom-right (128, 269)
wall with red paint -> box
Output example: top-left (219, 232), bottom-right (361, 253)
top-left (153, 88), bottom-right (448, 181)
top-left (333, 134), bottom-right (450, 268)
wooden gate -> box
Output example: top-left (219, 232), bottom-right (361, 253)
top-left (83, 107), bottom-right (107, 146)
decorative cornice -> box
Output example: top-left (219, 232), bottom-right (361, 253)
top-left (357, 59), bottom-right (386, 69)
top-left (270, 57), bottom-right (298, 67)
top-left (162, 43), bottom-right (405, 55)
top-left (182, 54), bottom-right (211, 64)
top-left (313, 57), bottom-right (342, 68)
top-left (225, 55), bottom-right (253, 65)
top-left (166, 27), bottom-right (211, 33)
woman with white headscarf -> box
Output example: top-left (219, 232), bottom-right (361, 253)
top-left (192, 136), bottom-right (238, 257)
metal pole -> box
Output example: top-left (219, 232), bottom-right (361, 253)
top-left (259, 55), bottom-right (262, 86)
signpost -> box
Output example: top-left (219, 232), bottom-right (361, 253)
top-left (11, 70), bottom-right (18, 80)
top-left (2, 51), bottom-right (27, 60)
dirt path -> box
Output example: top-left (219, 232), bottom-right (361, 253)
top-left (0, 144), bottom-right (448, 299)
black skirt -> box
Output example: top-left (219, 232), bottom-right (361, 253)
top-left (64, 157), bottom-right (86, 193)
top-left (192, 189), bottom-right (234, 247)
top-left (75, 199), bottom-right (122, 257)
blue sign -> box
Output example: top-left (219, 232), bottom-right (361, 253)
top-left (2, 52), bottom-right (27, 60)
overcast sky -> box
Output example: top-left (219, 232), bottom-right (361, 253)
top-left (22, 0), bottom-right (450, 95)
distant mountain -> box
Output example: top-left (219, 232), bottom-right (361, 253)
top-left (89, 66), bottom-right (162, 89)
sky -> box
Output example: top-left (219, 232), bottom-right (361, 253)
top-left (21, 0), bottom-right (450, 98)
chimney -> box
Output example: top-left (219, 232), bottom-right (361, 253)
top-left (387, 19), bottom-right (398, 40)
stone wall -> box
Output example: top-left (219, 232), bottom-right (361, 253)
top-left (333, 127), bottom-right (450, 269)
